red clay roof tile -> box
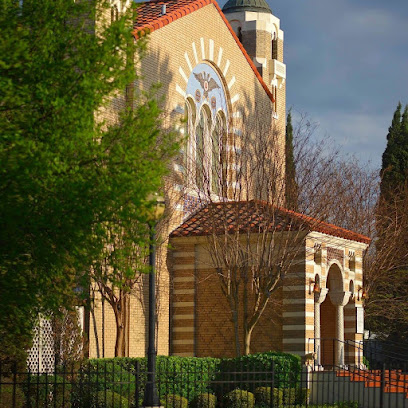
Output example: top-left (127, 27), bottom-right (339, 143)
top-left (132, 0), bottom-right (274, 103)
top-left (170, 200), bottom-right (371, 244)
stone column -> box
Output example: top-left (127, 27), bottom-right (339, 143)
top-left (329, 291), bottom-right (351, 367)
top-left (314, 288), bottom-right (328, 367)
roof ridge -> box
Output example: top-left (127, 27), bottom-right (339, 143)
top-left (170, 199), bottom-right (371, 244)
top-left (132, 0), bottom-right (274, 103)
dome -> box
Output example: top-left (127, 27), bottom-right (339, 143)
top-left (222, 0), bottom-right (272, 14)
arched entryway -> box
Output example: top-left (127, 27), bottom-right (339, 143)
top-left (319, 263), bottom-right (349, 367)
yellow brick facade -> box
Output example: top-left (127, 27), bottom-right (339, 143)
top-left (88, 0), bottom-right (368, 368)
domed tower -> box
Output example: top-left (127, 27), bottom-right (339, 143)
top-left (222, 0), bottom-right (286, 120)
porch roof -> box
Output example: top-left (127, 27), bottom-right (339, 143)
top-left (170, 200), bottom-right (371, 244)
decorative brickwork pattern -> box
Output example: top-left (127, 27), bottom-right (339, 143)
top-left (327, 247), bottom-right (345, 266)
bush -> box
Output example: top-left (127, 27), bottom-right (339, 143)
top-left (94, 390), bottom-right (129, 407)
top-left (89, 355), bottom-right (220, 402)
top-left (26, 374), bottom-right (71, 408)
top-left (191, 393), bottom-right (217, 408)
top-left (215, 352), bottom-right (301, 393)
top-left (161, 394), bottom-right (189, 408)
top-left (0, 382), bottom-right (25, 408)
top-left (223, 389), bottom-right (254, 408)
top-left (84, 359), bottom-right (136, 398)
top-left (254, 386), bottom-right (282, 407)
top-left (295, 388), bottom-right (310, 405)
top-left (303, 404), bottom-right (358, 408)
top-left (282, 388), bottom-right (297, 406)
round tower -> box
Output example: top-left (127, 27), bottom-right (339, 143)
top-left (222, 0), bottom-right (286, 119)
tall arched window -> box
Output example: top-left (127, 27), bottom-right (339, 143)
top-left (184, 63), bottom-right (229, 196)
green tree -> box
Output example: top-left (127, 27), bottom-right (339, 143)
top-left (0, 0), bottom-right (178, 363)
top-left (368, 103), bottom-right (408, 343)
top-left (380, 102), bottom-right (408, 199)
top-left (285, 110), bottom-right (298, 210)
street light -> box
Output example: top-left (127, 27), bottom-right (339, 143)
top-left (143, 194), bottom-right (165, 408)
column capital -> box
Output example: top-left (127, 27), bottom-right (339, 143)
top-left (314, 288), bottom-right (328, 304)
top-left (329, 291), bottom-right (351, 307)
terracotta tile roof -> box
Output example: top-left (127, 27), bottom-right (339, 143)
top-left (132, 0), bottom-right (275, 102)
top-left (170, 200), bottom-right (371, 244)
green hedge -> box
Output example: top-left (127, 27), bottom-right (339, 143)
top-left (82, 352), bottom-right (300, 404)
top-left (214, 352), bottom-right (301, 393)
top-left (85, 355), bottom-right (220, 402)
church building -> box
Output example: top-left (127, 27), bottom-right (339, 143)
top-left (63, 0), bottom-right (370, 369)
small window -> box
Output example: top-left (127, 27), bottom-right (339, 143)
top-left (314, 243), bottom-right (322, 264)
top-left (272, 38), bottom-right (278, 60)
top-left (348, 251), bottom-right (356, 272)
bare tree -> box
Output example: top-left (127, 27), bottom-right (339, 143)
top-left (179, 102), bottom-right (363, 356)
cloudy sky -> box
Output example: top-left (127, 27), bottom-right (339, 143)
top-left (219, 0), bottom-right (408, 168)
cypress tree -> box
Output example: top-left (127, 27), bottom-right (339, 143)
top-left (285, 110), bottom-right (298, 210)
top-left (380, 102), bottom-right (408, 199)
top-left (371, 102), bottom-right (408, 343)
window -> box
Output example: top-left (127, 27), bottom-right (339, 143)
top-left (184, 63), bottom-right (229, 195)
top-left (183, 104), bottom-right (227, 195)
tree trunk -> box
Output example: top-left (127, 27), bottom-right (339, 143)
top-left (231, 309), bottom-right (241, 357)
top-left (113, 296), bottom-right (129, 357)
top-left (244, 327), bottom-right (253, 356)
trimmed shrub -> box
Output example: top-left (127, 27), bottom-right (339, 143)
top-left (89, 356), bottom-right (220, 402)
top-left (223, 389), bottom-right (254, 408)
top-left (83, 359), bottom-right (136, 398)
top-left (282, 387), bottom-right (297, 406)
top-left (254, 386), bottom-right (282, 407)
top-left (161, 394), bottom-right (189, 408)
top-left (94, 390), bottom-right (129, 407)
top-left (295, 388), bottom-right (310, 405)
top-left (0, 382), bottom-right (25, 408)
top-left (191, 393), bottom-right (217, 408)
top-left (215, 352), bottom-right (301, 393)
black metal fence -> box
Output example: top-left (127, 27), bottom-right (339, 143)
top-left (1, 359), bottom-right (407, 408)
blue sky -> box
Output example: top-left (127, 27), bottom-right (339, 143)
top-left (219, 0), bottom-right (408, 168)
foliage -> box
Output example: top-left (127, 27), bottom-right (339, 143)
top-left (94, 390), bottom-right (130, 408)
top-left (0, 0), bottom-right (179, 363)
top-left (190, 393), bottom-right (217, 408)
top-left (281, 387), bottom-right (297, 406)
top-left (380, 102), bottom-right (408, 200)
top-left (254, 387), bottom-right (282, 407)
top-left (86, 356), bottom-right (221, 402)
top-left (369, 102), bottom-right (408, 342)
top-left (52, 308), bottom-right (84, 366)
top-left (161, 394), bottom-right (189, 408)
top-left (216, 352), bottom-right (301, 392)
top-left (223, 389), bottom-right (254, 408)
top-left (296, 388), bottom-right (310, 405)
top-left (297, 404), bottom-right (358, 408)
top-left (285, 110), bottom-right (299, 210)
top-left (25, 374), bottom-right (71, 408)
top-left (0, 381), bottom-right (25, 408)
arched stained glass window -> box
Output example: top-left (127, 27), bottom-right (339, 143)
top-left (183, 63), bottom-right (229, 196)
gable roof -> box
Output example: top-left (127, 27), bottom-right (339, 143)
top-left (170, 200), bottom-right (371, 245)
top-left (132, 0), bottom-right (274, 102)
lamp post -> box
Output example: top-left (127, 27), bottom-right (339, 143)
top-left (143, 195), bottom-right (165, 408)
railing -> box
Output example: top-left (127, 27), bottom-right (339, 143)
top-left (1, 358), bottom-right (407, 407)
top-left (308, 338), bottom-right (408, 370)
